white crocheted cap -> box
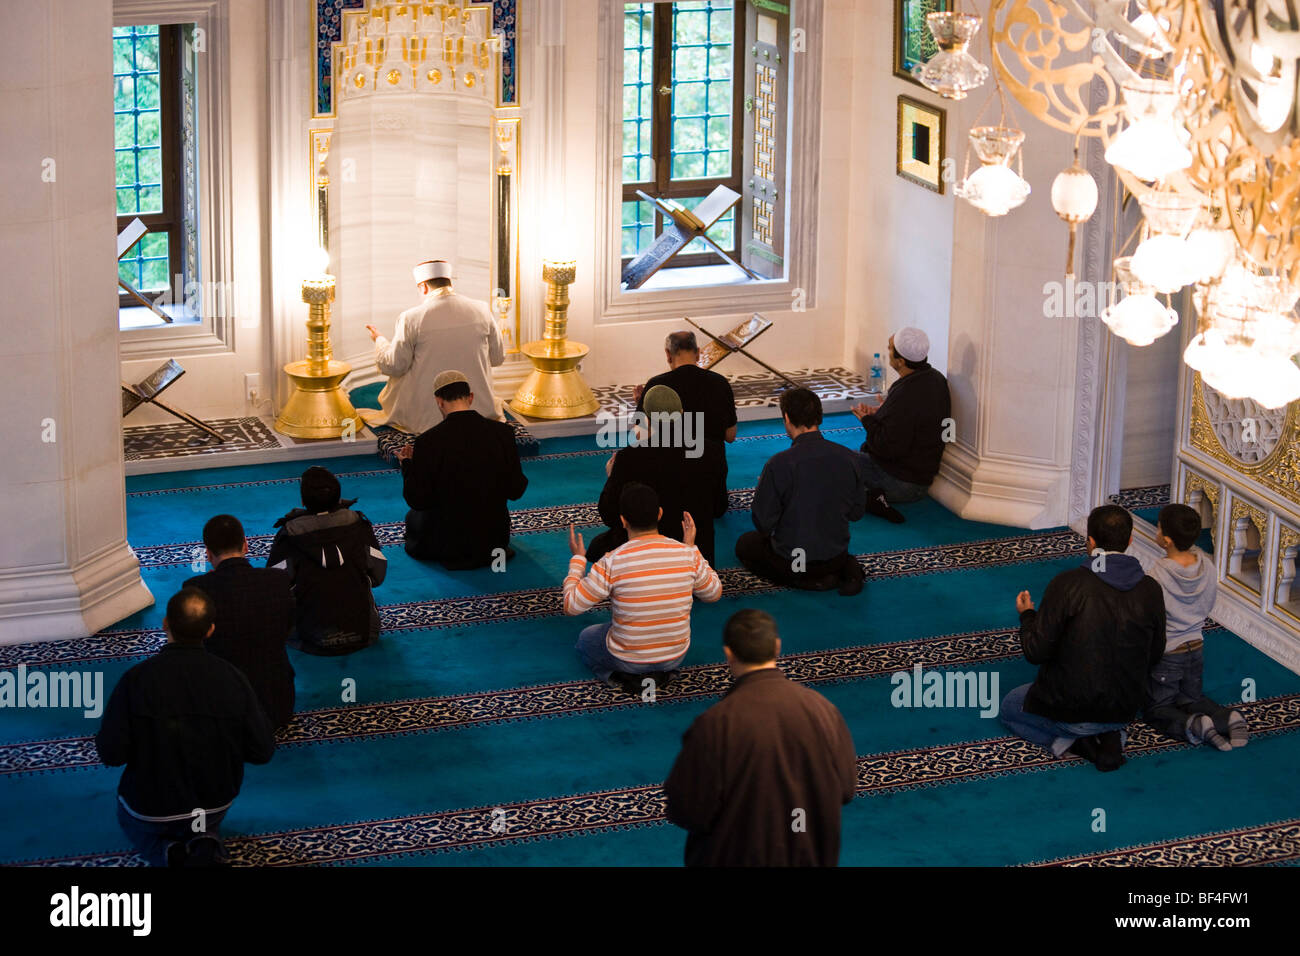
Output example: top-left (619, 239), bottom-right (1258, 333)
top-left (893, 327), bottom-right (930, 362)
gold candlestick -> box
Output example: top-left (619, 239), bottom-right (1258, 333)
top-left (274, 274), bottom-right (362, 439)
top-left (509, 259), bottom-right (599, 419)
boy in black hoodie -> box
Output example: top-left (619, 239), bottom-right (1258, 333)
top-left (1000, 505), bottom-right (1167, 771)
top-left (267, 466), bottom-right (388, 655)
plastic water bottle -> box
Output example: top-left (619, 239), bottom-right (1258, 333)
top-left (866, 354), bottom-right (884, 395)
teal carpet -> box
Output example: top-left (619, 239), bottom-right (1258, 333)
top-left (3, 412), bottom-right (1299, 866)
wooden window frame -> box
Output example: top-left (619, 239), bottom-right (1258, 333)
top-left (621, 1), bottom-right (746, 268)
top-left (116, 23), bottom-right (183, 309)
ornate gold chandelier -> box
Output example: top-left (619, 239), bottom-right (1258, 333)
top-left (916, 1), bottom-right (1300, 408)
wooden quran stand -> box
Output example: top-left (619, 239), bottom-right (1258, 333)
top-left (117, 218), bottom-right (173, 324)
top-left (686, 314), bottom-right (801, 389)
top-left (121, 359), bottom-right (226, 443)
top-left (620, 184), bottom-right (762, 289)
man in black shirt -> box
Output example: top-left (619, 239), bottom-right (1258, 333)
top-left (735, 388), bottom-right (869, 596)
top-left (850, 327), bottom-right (951, 524)
top-left (396, 369), bottom-right (529, 569)
top-left (1001, 506), bottom-right (1167, 771)
top-left (184, 514), bottom-right (296, 730)
top-left (635, 331), bottom-right (738, 447)
top-left (665, 609), bottom-right (857, 866)
top-left (96, 587), bottom-right (276, 866)
top-left (588, 385), bottom-right (728, 566)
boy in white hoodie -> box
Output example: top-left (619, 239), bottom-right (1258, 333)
top-left (1143, 504), bottom-right (1248, 751)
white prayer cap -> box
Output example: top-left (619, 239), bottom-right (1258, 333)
top-left (413, 260), bottom-right (453, 284)
top-left (893, 327), bottom-right (930, 363)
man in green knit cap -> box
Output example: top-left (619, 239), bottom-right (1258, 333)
top-left (590, 385), bottom-right (728, 567)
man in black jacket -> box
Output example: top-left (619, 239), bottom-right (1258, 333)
top-left (184, 514), bottom-right (295, 729)
top-left (267, 466), bottom-right (388, 655)
top-left (588, 385), bottom-right (727, 567)
top-left (849, 327), bottom-right (951, 524)
top-left (96, 588), bottom-right (276, 866)
top-left (396, 370), bottom-right (528, 569)
top-left (1000, 505), bottom-right (1167, 771)
top-left (665, 609), bottom-right (857, 866)
top-left (634, 331), bottom-right (738, 447)
top-left (735, 388), bottom-right (869, 596)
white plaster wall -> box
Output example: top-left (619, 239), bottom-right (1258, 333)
top-left (843, 0), bottom-right (953, 382)
top-left (1118, 330), bottom-right (1181, 489)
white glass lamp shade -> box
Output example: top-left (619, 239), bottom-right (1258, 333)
top-left (1104, 122), bottom-right (1193, 181)
top-left (1102, 256), bottom-right (1179, 346)
top-left (1104, 79), bottom-right (1192, 181)
top-left (1184, 327), bottom-right (1228, 373)
top-left (956, 126), bottom-right (1030, 216)
top-left (1101, 294), bottom-right (1179, 346)
top-left (912, 13), bottom-right (989, 100)
top-left (1200, 342), bottom-right (1256, 398)
top-left (1251, 310), bottom-right (1300, 357)
top-left (1246, 355), bottom-right (1300, 408)
top-left (1051, 160), bottom-right (1098, 223)
top-left (1185, 222), bottom-right (1237, 283)
top-left (955, 164), bottom-right (1031, 216)
top-left (1132, 234), bottom-right (1199, 293)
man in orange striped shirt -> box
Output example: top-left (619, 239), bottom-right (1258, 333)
top-left (565, 483), bottom-right (722, 687)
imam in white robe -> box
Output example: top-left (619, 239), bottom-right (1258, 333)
top-left (360, 288), bottom-right (504, 433)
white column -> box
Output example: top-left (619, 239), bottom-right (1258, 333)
top-left (929, 112), bottom-right (1081, 529)
top-left (0, 0), bottom-right (153, 642)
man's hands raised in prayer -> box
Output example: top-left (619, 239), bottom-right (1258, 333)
top-left (568, 523), bottom-right (586, 558)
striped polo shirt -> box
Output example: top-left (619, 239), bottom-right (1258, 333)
top-left (563, 535), bottom-right (722, 665)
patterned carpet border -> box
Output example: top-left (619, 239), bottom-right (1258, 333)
top-left (0, 530), bottom-right (1084, 668)
top-left (123, 417), bottom-right (282, 462)
top-left (128, 491), bottom-right (763, 569)
top-left (18, 693), bottom-right (1297, 867)
top-left (126, 469), bottom-right (395, 499)
top-left (122, 425), bottom-right (865, 498)
top-left (1027, 817), bottom-right (1300, 867)
top-left (1108, 485), bottom-right (1172, 511)
top-left (0, 624), bottom-right (1035, 776)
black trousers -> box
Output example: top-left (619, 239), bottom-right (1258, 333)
top-left (404, 509), bottom-right (512, 570)
top-left (734, 531), bottom-right (862, 591)
top-left (1143, 648), bottom-right (1235, 742)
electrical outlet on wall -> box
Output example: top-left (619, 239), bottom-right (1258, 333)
top-left (245, 373), bottom-right (260, 404)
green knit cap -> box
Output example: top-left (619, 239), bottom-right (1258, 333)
top-left (643, 385), bottom-right (683, 415)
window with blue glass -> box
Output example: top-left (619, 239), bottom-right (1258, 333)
top-left (115, 23), bottom-right (181, 300)
top-left (621, 1), bottom-right (741, 265)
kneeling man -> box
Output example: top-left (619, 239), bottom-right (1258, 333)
top-left (398, 370), bottom-right (528, 569)
top-left (362, 259), bottom-right (504, 433)
top-left (735, 388), bottom-right (869, 596)
top-left (850, 327), bottom-right (951, 523)
top-left (1000, 505), bottom-right (1167, 771)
